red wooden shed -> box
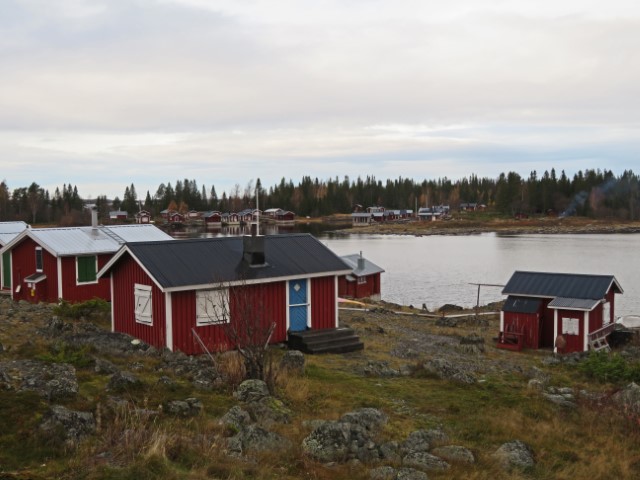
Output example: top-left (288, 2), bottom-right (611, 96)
top-left (497, 271), bottom-right (623, 353)
top-left (338, 253), bottom-right (384, 301)
top-left (0, 214), bottom-right (172, 304)
top-left (98, 233), bottom-right (353, 355)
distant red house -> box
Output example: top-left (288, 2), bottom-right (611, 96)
top-left (97, 234), bottom-right (352, 355)
top-left (497, 271), bottom-right (623, 353)
top-left (109, 211), bottom-right (128, 221)
top-left (338, 253), bottom-right (384, 301)
top-left (275, 210), bottom-right (295, 225)
top-left (204, 211), bottom-right (222, 226)
top-left (167, 212), bottom-right (184, 223)
top-left (0, 215), bottom-right (172, 304)
top-left (135, 210), bottom-right (152, 224)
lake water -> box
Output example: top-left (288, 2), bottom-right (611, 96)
top-left (321, 232), bottom-right (640, 317)
top-left (172, 226), bottom-right (640, 317)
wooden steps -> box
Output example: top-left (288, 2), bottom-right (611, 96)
top-left (588, 323), bottom-right (616, 353)
top-left (287, 328), bottom-right (364, 354)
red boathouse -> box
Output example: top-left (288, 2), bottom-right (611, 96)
top-left (338, 253), bottom-right (384, 301)
top-left (497, 271), bottom-right (623, 353)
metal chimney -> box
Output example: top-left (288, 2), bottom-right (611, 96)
top-left (243, 223), bottom-right (266, 266)
top-left (357, 251), bottom-right (365, 271)
top-left (91, 206), bottom-right (98, 230)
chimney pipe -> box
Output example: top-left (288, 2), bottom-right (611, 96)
top-left (243, 229), bottom-right (265, 266)
top-left (357, 251), bottom-right (365, 271)
top-left (91, 207), bottom-right (98, 229)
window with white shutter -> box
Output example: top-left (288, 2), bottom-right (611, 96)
top-left (196, 289), bottom-right (229, 326)
top-left (561, 317), bottom-right (579, 336)
top-left (134, 284), bottom-right (153, 325)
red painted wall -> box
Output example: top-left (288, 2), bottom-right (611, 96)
top-left (11, 238), bottom-right (58, 303)
top-left (10, 237), bottom-right (115, 304)
top-left (171, 282), bottom-right (287, 355)
top-left (111, 257), bottom-right (167, 349)
top-left (59, 254), bottom-right (111, 302)
top-left (554, 309), bottom-right (586, 353)
top-left (311, 276), bottom-right (337, 329)
top-left (503, 311), bottom-right (540, 349)
top-left (338, 273), bottom-right (381, 299)
top-left (589, 303), bottom-right (604, 334)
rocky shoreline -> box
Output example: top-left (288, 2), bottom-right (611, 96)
top-left (327, 217), bottom-right (640, 237)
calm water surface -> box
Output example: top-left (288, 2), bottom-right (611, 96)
top-left (173, 227), bottom-right (640, 317)
top-left (320, 233), bottom-right (640, 317)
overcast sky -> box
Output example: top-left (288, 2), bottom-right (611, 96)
top-left (1, 0), bottom-right (639, 200)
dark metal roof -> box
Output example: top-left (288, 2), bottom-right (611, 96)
top-left (340, 254), bottom-right (385, 277)
top-left (502, 296), bottom-right (541, 314)
top-left (106, 234), bottom-right (351, 290)
top-left (502, 271), bottom-right (623, 300)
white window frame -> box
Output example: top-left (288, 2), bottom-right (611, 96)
top-left (134, 284), bottom-right (153, 325)
top-left (561, 317), bottom-right (579, 336)
top-left (35, 247), bottom-right (43, 272)
top-left (357, 276), bottom-right (367, 285)
top-left (602, 301), bottom-right (611, 325)
top-left (196, 289), bottom-right (230, 326)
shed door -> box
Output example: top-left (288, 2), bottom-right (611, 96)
top-left (2, 251), bottom-right (10, 289)
top-left (289, 280), bottom-right (308, 332)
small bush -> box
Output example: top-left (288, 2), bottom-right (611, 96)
top-left (53, 298), bottom-right (110, 320)
top-left (579, 351), bottom-right (640, 383)
top-left (37, 341), bottom-right (93, 367)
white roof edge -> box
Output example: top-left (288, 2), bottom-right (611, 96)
top-left (97, 245), bottom-right (166, 292)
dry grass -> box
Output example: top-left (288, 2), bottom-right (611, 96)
top-left (4, 297), bottom-right (640, 479)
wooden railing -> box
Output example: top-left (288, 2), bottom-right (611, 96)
top-left (588, 322), bottom-right (616, 352)
top-left (497, 327), bottom-right (526, 351)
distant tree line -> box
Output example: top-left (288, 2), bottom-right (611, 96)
top-left (1, 168), bottom-right (639, 224)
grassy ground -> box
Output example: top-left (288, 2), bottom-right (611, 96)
top-left (1, 300), bottom-right (640, 479)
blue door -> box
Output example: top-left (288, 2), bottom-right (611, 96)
top-left (289, 280), bottom-right (308, 332)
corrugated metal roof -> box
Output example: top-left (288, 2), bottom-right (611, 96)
top-left (6, 225), bottom-right (172, 256)
top-left (502, 271), bottom-right (623, 300)
top-left (340, 254), bottom-right (385, 277)
top-left (548, 297), bottom-right (600, 311)
top-left (107, 234), bottom-right (352, 289)
top-left (103, 225), bottom-right (173, 243)
top-left (0, 221), bottom-right (28, 234)
top-left (0, 232), bottom-right (22, 247)
top-left (502, 296), bottom-right (541, 313)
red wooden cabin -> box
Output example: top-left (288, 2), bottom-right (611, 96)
top-left (98, 233), bottom-right (351, 355)
top-left (0, 215), bottom-right (172, 304)
top-left (498, 271), bottom-right (623, 353)
top-left (338, 253), bottom-right (384, 301)
top-left (204, 211), bottom-right (222, 226)
top-left (135, 210), bottom-right (152, 224)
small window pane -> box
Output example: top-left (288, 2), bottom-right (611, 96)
top-left (77, 256), bottom-right (97, 283)
top-left (35, 248), bottom-right (43, 272)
